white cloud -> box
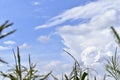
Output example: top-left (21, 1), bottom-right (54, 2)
top-left (38, 60), bottom-right (72, 79)
top-left (0, 46), bottom-right (10, 50)
top-left (43, 61), bottom-right (61, 71)
top-left (3, 40), bottom-right (16, 45)
top-left (35, 0), bottom-right (120, 29)
top-left (19, 43), bottom-right (31, 49)
top-left (57, 0), bottom-right (120, 79)
top-left (37, 35), bottom-right (50, 43)
top-left (35, 0), bottom-right (120, 79)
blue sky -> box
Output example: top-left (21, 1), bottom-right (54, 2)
top-left (0, 0), bottom-right (96, 61)
top-left (0, 1), bottom-right (84, 48)
top-left (0, 0), bottom-right (120, 80)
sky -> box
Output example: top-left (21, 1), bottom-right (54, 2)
top-left (0, 0), bottom-right (120, 80)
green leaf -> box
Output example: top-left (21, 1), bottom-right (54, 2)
top-left (81, 72), bottom-right (88, 80)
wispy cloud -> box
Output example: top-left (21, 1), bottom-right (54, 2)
top-left (3, 40), bottom-right (16, 45)
top-left (35, 0), bottom-right (120, 29)
top-left (0, 46), bottom-right (10, 50)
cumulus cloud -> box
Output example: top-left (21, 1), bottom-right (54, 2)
top-left (3, 40), bottom-right (16, 45)
top-left (35, 0), bottom-right (120, 79)
top-left (57, 0), bottom-right (120, 79)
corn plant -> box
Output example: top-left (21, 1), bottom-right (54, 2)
top-left (50, 50), bottom-right (88, 80)
top-left (0, 20), bottom-right (16, 39)
top-left (63, 50), bottom-right (88, 80)
top-left (0, 47), bottom-right (51, 80)
top-left (105, 27), bottom-right (120, 80)
top-left (105, 48), bottom-right (120, 80)
top-left (64, 62), bottom-right (88, 80)
top-left (0, 20), bottom-right (16, 64)
top-left (0, 20), bottom-right (52, 80)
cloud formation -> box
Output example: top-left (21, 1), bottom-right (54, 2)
top-left (57, 0), bottom-right (120, 79)
top-left (35, 0), bottom-right (120, 79)
top-left (3, 40), bottom-right (16, 45)
top-left (35, 0), bottom-right (120, 29)
top-left (0, 46), bottom-right (10, 50)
